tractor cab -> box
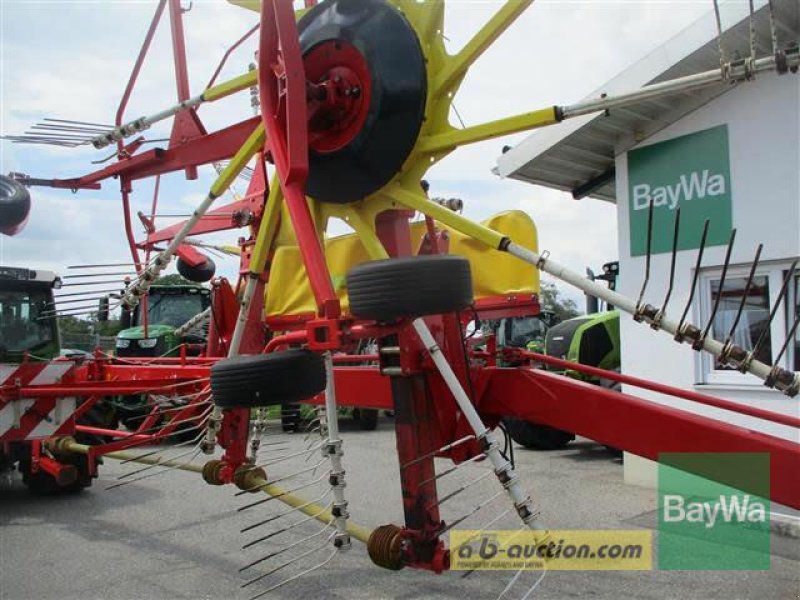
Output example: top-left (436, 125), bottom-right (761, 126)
top-left (0, 266), bottom-right (61, 363)
top-left (115, 285), bottom-right (210, 357)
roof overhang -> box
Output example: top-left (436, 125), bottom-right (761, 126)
top-left (495, 0), bottom-right (799, 203)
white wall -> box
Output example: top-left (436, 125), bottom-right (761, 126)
top-left (614, 70), bottom-right (800, 468)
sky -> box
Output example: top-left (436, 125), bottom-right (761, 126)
top-left (0, 0), bottom-right (723, 314)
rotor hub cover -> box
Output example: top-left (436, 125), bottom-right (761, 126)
top-left (298, 0), bottom-right (427, 204)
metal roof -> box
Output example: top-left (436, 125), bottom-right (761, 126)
top-left (495, 0), bottom-right (799, 203)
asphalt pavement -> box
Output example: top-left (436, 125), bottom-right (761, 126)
top-left (1, 416), bottom-right (797, 600)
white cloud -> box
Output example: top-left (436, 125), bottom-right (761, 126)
top-left (1, 0), bottom-right (712, 308)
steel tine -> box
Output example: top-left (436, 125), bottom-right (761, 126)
top-left (47, 296), bottom-right (117, 307)
top-left (430, 470), bottom-right (495, 509)
top-left (241, 502), bottom-right (334, 553)
top-left (106, 447), bottom-right (203, 489)
top-left (43, 117), bottom-right (116, 128)
top-left (68, 263), bottom-right (138, 269)
top-left (241, 490), bottom-right (332, 534)
top-left (498, 566), bottom-right (547, 600)
top-left (401, 435), bottom-right (475, 470)
top-left (238, 472), bottom-right (330, 512)
top-left (676, 219), bottom-right (711, 339)
top-left (241, 530), bottom-right (336, 589)
top-left (55, 288), bottom-right (123, 298)
top-left (634, 198), bottom-right (655, 318)
top-left (235, 459), bottom-right (328, 497)
top-left (113, 442), bottom-right (205, 480)
top-left (438, 489), bottom-right (506, 535)
top-left (653, 207), bottom-right (682, 328)
top-left (62, 272), bottom-right (134, 279)
top-left (247, 551), bottom-right (338, 600)
top-left (452, 506), bottom-right (513, 560)
top-left (723, 244), bottom-right (763, 348)
top-left (749, 260), bottom-right (798, 365)
top-left (698, 228), bottom-right (738, 348)
top-left (246, 548), bottom-right (338, 600)
top-left (255, 442), bottom-right (323, 469)
top-left (419, 452), bottom-right (486, 487)
top-left (61, 279), bottom-right (130, 287)
top-left (773, 312), bottom-right (800, 368)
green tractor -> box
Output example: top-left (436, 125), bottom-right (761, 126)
top-left (112, 285), bottom-right (211, 430)
top-left (503, 262), bottom-right (622, 451)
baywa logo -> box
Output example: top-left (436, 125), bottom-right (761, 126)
top-left (662, 493), bottom-right (766, 529)
top-left (631, 169), bottom-right (727, 212)
top-left (658, 453), bottom-right (771, 571)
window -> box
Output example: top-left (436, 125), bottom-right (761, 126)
top-left (698, 264), bottom-right (796, 386)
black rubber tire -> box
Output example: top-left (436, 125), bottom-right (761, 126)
top-left (76, 400), bottom-right (119, 445)
top-left (0, 174), bottom-right (31, 231)
top-left (356, 408), bottom-right (379, 431)
top-left (177, 257), bottom-right (216, 283)
top-left (21, 455), bottom-right (92, 494)
top-left (347, 255), bottom-right (473, 321)
top-left (503, 417), bottom-right (574, 451)
top-left (212, 349), bottom-right (326, 409)
top-left (298, 0), bottom-right (427, 204)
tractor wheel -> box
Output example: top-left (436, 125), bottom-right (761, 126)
top-left (20, 455), bottom-right (92, 495)
top-left (211, 350), bottom-right (326, 409)
top-left (347, 256), bottom-right (473, 321)
top-left (0, 174), bottom-right (31, 231)
top-left (177, 256), bottom-right (216, 283)
top-left (75, 399), bottom-right (119, 445)
top-left (503, 417), bottom-right (574, 451)
top-left (281, 405), bottom-right (301, 433)
top-left (353, 408), bottom-right (379, 431)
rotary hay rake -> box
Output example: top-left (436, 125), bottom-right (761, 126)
top-left (1, 0), bottom-right (799, 597)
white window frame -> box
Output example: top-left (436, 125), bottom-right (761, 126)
top-left (696, 261), bottom-right (795, 387)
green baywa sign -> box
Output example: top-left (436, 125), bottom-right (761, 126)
top-left (628, 125), bottom-right (733, 256)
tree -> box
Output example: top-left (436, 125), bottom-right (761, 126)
top-left (57, 315), bottom-right (93, 336)
top-left (153, 274), bottom-right (197, 286)
top-left (540, 281), bottom-right (580, 321)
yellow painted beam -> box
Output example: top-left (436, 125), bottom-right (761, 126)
top-left (203, 70), bottom-right (258, 102)
top-left (342, 208), bottom-right (389, 260)
top-left (416, 106), bottom-right (559, 154)
top-left (249, 176), bottom-right (284, 274)
top-left (62, 439), bottom-right (373, 544)
top-left (210, 124), bottom-right (266, 198)
top-left (433, 0), bottom-right (533, 95)
top-left (389, 186), bottom-right (506, 250)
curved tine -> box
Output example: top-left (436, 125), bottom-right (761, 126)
top-left (235, 459), bottom-right (328, 497)
top-left (247, 548), bottom-right (338, 600)
top-left (242, 530), bottom-right (337, 590)
top-left (419, 452), bottom-right (486, 487)
top-left (635, 199), bottom-right (655, 311)
top-left (242, 501), bottom-right (334, 552)
top-left (431, 470), bottom-right (495, 509)
top-left (700, 228), bottom-right (737, 342)
top-left (498, 567), bottom-right (547, 600)
top-left (113, 443), bottom-right (205, 481)
top-left (439, 490), bottom-right (506, 535)
top-left (255, 442), bottom-right (324, 469)
top-left (117, 412), bottom-right (212, 465)
top-left (242, 489), bottom-right (332, 533)
top-left (774, 312), bottom-right (800, 368)
top-left (105, 447), bottom-right (203, 490)
top-left (677, 219), bottom-right (711, 333)
top-left (750, 261), bottom-right (798, 362)
top-left (238, 472), bottom-right (329, 512)
top-left (660, 207), bottom-right (682, 314)
top-left (452, 505), bottom-right (513, 557)
top-left (114, 405), bottom-right (213, 459)
top-left (723, 244), bottom-right (763, 347)
top-left (401, 435), bottom-right (475, 470)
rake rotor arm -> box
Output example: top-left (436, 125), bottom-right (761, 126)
top-left (57, 438), bottom-right (373, 544)
top-left (393, 189), bottom-right (800, 395)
